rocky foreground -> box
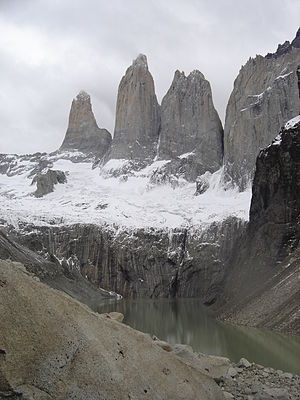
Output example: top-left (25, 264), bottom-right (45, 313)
top-left (0, 260), bottom-right (299, 400)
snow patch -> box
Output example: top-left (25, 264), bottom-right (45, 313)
top-left (179, 151), bottom-right (195, 159)
top-left (0, 157), bottom-right (252, 232)
top-left (285, 115), bottom-right (300, 130)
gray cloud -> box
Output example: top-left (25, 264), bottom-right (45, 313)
top-left (0, 0), bottom-right (299, 153)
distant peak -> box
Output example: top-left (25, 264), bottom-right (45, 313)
top-left (76, 90), bottom-right (90, 102)
top-left (132, 54), bottom-right (148, 68)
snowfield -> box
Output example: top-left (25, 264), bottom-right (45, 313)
top-left (0, 154), bottom-right (251, 232)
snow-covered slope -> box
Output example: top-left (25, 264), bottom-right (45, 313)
top-left (0, 151), bottom-right (251, 231)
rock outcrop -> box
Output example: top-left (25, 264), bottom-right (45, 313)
top-left (217, 117), bottom-right (300, 334)
top-left (32, 169), bottom-right (67, 197)
top-left (224, 28), bottom-right (300, 189)
top-left (158, 70), bottom-right (223, 176)
top-left (60, 91), bottom-right (112, 156)
top-left (0, 261), bottom-right (223, 400)
top-left (107, 54), bottom-right (160, 161)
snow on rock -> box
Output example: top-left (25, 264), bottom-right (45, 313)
top-left (284, 115), bottom-right (300, 130)
top-left (0, 155), bottom-right (251, 232)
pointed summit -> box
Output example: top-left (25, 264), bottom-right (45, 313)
top-left (60, 91), bottom-right (112, 156)
top-left (132, 54), bottom-right (148, 68)
top-left (158, 69), bottom-right (223, 174)
top-left (107, 54), bottom-right (160, 161)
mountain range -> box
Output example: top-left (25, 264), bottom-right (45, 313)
top-left (0, 28), bottom-right (300, 337)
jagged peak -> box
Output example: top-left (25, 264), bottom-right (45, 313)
top-left (75, 90), bottom-right (91, 102)
top-left (132, 54), bottom-right (148, 69)
top-left (188, 69), bottom-right (205, 80)
top-left (172, 69), bottom-right (205, 85)
top-left (173, 70), bottom-right (185, 81)
top-left (266, 27), bottom-right (300, 58)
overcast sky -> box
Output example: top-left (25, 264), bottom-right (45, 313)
top-left (0, 0), bottom-right (299, 153)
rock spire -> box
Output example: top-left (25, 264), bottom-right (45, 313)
top-left (108, 54), bottom-right (160, 161)
top-left (158, 69), bottom-right (223, 174)
top-left (60, 91), bottom-right (112, 157)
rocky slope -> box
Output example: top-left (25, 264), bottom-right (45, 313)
top-left (1, 261), bottom-right (299, 400)
top-left (224, 28), bottom-right (300, 189)
top-left (60, 91), bottom-right (112, 156)
top-left (0, 260), bottom-right (223, 400)
top-left (0, 229), bottom-right (115, 309)
top-left (107, 54), bottom-right (160, 162)
top-left (158, 70), bottom-right (223, 177)
top-left (217, 116), bottom-right (300, 334)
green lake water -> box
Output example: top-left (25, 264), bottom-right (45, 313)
top-left (98, 298), bottom-right (300, 375)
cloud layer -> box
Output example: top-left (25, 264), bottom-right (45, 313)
top-left (0, 0), bottom-right (299, 153)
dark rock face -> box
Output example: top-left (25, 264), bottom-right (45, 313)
top-left (148, 155), bottom-right (216, 186)
top-left (217, 120), bottom-right (300, 334)
top-left (224, 28), bottom-right (300, 190)
top-left (60, 91), bottom-right (112, 157)
top-left (250, 121), bottom-right (300, 229)
top-left (107, 54), bottom-right (160, 161)
top-left (158, 70), bottom-right (223, 175)
top-left (32, 169), bottom-right (67, 197)
top-left (15, 218), bottom-right (245, 302)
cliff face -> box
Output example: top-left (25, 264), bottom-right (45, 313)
top-left (158, 70), bottom-right (223, 175)
top-left (218, 117), bottom-right (300, 334)
top-left (15, 217), bottom-right (245, 302)
top-left (0, 230), bottom-right (114, 309)
top-left (108, 54), bottom-right (160, 161)
top-left (224, 29), bottom-right (300, 190)
top-left (60, 91), bottom-right (112, 156)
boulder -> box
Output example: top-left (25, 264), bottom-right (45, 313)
top-left (238, 357), bottom-right (251, 368)
top-left (33, 169), bottom-right (67, 197)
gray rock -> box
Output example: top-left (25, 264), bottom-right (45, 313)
top-left (254, 387), bottom-right (289, 400)
top-left (105, 312), bottom-right (124, 322)
top-left (154, 340), bottom-right (173, 352)
top-left (281, 372), bottom-right (293, 379)
top-left (32, 169), bottom-right (67, 197)
top-left (107, 54), bottom-right (160, 161)
top-left (238, 357), bottom-right (252, 368)
top-left (224, 29), bottom-right (300, 190)
top-left (227, 367), bottom-right (238, 377)
top-left (60, 91), bottom-right (112, 157)
top-left (223, 391), bottom-right (234, 399)
top-left (195, 172), bottom-right (210, 195)
top-left (158, 70), bottom-right (223, 177)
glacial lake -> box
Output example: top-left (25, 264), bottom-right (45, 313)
top-left (98, 298), bottom-right (300, 375)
